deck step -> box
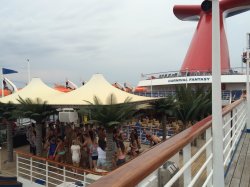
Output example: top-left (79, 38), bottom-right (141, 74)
top-left (0, 176), bottom-right (22, 187)
top-left (0, 176), bottom-right (17, 181)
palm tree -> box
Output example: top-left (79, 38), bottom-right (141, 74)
top-left (0, 102), bottom-right (19, 162)
top-left (151, 97), bottom-right (175, 140)
top-left (195, 87), bottom-right (211, 120)
top-left (84, 94), bottom-right (136, 170)
top-left (17, 97), bottom-right (57, 156)
top-left (174, 86), bottom-right (212, 128)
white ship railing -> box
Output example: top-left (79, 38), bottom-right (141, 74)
top-left (89, 98), bottom-right (246, 187)
top-left (134, 90), bottom-right (241, 102)
top-left (140, 67), bottom-right (246, 80)
top-left (16, 151), bottom-right (108, 187)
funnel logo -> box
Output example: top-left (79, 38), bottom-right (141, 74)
top-left (174, 0), bottom-right (250, 73)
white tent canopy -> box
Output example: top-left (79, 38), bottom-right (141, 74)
top-left (47, 74), bottom-right (156, 105)
top-left (0, 78), bottom-right (63, 104)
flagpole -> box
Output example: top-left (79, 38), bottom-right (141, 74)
top-left (150, 76), bottom-right (153, 97)
top-left (27, 59), bottom-right (30, 83)
top-left (1, 68), bottom-right (4, 98)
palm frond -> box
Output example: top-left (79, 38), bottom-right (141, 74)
top-left (86, 94), bottom-right (136, 129)
top-left (173, 85), bottom-right (212, 125)
top-left (16, 96), bottom-right (56, 123)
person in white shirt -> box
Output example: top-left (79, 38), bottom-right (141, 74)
top-left (71, 140), bottom-right (81, 170)
top-left (97, 140), bottom-right (107, 170)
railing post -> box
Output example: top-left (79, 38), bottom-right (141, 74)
top-left (30, 157), bottom-right (33, 182)
top-left (63, 166), bottom-right (66, 184)
top-left (0, 147), bottom-right (2, 173)
top-left (230, 109), bottom-right (234, 157)
top-left (45, 161), bottom-right (48, 187)
top-left (183, 143), bottom-right (191, 186)
top-left (212, 0), bottom-right (225, 186)
top-left (16, 154), bottom-right (19, 178)
top-left (206, 128), bottom-right (212, 187)
top-left (244, 101), bottom-right (247, 131)
top-left (84, 171), bottom-right (86, 187)
top-left (223, 114), bottom-right (230, 166)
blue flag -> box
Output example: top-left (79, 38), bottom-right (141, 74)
top-left (2, 68), bottom-right (18, 74)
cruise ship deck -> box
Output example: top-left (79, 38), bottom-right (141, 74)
top-left (225, 132), bottom-right (250, 187)
top-left (0, 98), bottom-right (248, 187)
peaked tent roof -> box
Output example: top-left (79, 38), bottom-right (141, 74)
top-left (47, 74), bottom-right (156, 105)
top-left (0, 78), bottom-right (63, 104)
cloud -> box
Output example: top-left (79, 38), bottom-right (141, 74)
top-left (0, 0), bottom-right (249, 89)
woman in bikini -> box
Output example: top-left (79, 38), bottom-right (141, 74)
top-left (54, 137), bottom-right (65, 163)
top-left (129, 130), bottom-right (138, 157)
top-left (48, 137), bottom-right (57, 160)
top-left (83, 133), bottom-right (93, 170)
top-left (89, 138), bottom-right (98, 171)
top-left (116, 142), bottom-right (127, 167)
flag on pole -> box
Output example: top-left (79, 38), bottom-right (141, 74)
top-left (2, 68), bottom-right (18, 75)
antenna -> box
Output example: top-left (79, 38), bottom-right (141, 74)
top-left (242, 34), bottom-right (250, 63)
top-left (247, 33), bottom-right (250, 50)
top-left (246, 33), bottom-right (250, 60)
top-left (27, 59), bottom-right (30, 83)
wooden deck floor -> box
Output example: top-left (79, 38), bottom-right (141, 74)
top-left (225, 132), bottom-right (250, 187)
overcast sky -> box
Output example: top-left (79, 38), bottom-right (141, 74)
top-left (1, 0), bottom-right (250, 88)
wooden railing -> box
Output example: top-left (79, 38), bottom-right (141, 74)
top-left (89, 98), bottom-right (246, 187)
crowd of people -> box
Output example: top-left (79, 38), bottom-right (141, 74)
top-left (26, 122), bottom-right (162, 171)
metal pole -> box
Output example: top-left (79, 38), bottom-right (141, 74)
top-left (183, 144), bottom-right (191, 186)
top-left (16, 154), bottom-right (19, 177)
top-left (150, 77), bottom-right (153, 97)
top-left (247, 33), bottom-right (250, 50)
top-left (27, 59), bottom-right (30, 83)
top-left (1, 72), bottom-right (3, 98)
top-left (206, 128), bottom-right (212, 187)
top-left (211, 0), bottom-right (224, 186)
top-left (0, 147), bottom-right (2, 174)
top-left (246, 60), bottom-right (250, 130)
top-left (45, 161), bottom-right (48, 187)
top-left (186, 68), bottom-right (188, 88)
top-left (246, 33), bottom-right (250, 130)
top-left (242, 51), bottom-right (244, 74)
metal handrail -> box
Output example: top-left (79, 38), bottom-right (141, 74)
top-left (15, 150), bottom-right (108, 176)
top-left (16, 150), bottom-right (109, 187)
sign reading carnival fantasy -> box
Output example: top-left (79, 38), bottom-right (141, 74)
top-left (167, 76), bottom-right (211, 84)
